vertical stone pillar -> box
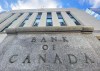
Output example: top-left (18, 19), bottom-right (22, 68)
top-left (0, 13), bottom-right (12, 24)
top-left (23, 13), bottom-right (38, 27)
top-left (0, 13), bottom-right (20, 32)
top-left (9, 13), bottom-right (29, 28)
top-left (61, 12), bottom-right (76, 26)
top-left (52, 12), bottom-right (60, 26)
top-left (38, 12), bottom-right (47, 27)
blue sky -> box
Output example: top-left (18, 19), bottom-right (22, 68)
top-left (0, 0), bottom-right (100, 12)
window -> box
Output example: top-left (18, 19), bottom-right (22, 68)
top-left (67, 12), bottom-right (80, 25)
top-left (57, 12), bottom-right (66, 26)
top-left (25, 13), bottom-right (32, 20)
top-left (19, 13), bottom-right (32, 27)
top-left (33, 12), bottom-right (42, 26)
top-left (46, 12), bottom-right (52, 26)
top-left (36, 13), bottom-right (42, 19)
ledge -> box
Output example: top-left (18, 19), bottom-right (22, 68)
top-left (5, 26), bottom-right (94, 34)
top-left (93, 31), bottom-right (100, 40)
top-left (96, 35), bottom-right (100, 40)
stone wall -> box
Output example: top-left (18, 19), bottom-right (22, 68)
top-left (0, 27), bottom-right (100, 71)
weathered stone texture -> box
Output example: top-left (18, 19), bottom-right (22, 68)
top-left (0, 32), bottom-right (100, 71)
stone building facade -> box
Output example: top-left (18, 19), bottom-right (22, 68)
top-left (0, 8), bottom-right (100, 71)
top-left (0, 8), bottom-right (100, 43)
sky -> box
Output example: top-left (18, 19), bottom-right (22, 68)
top-left (0, 0), bottom-right (100, 12)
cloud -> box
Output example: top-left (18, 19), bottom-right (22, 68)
top-left (0, 5), bottom-right (4, 12)
top-left (79, 0), bottom-right (100, 8)
top-left (10, 0), bottom-right (62, 10)
top-left (92, 0), bottom-right (100, 8)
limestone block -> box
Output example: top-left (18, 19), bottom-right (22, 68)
top-left (0, 32), bottom-right (100, 71)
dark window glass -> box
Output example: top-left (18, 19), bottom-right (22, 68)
top-left (25, 13), bottom-right (32, 20)
top-left (34, 19), bottom-right (40, 26)
top-left (57, 12), bottom-right (63, 19)
top-left (57, 12), bottom-right (66, 26)
top-left (47, 12), bottom-right (52, 19)
top-left (36, 12), bottom-right (42, 19)
top-left (33, 12), bottom-right (42, 26)
top-left (67, 12), bottom-right (80, 25)
top-left (46, 12), bottom-right (52, 26)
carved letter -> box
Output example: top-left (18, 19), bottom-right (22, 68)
top-left (22, 54), bottom-right (31, 63)
top-left (52, 44), bottom-right (56, 50)
top-left (9, 54), bottom-right (18, 63)
top-left (62, 37), bottom-right (68, 42)
top-left (84, 53), bottom-right (94, 63)
top-left (42, 45), bottom-right (48, 50)
top-left (51, 37), bottom-right (57, 42)
top-left (68, 54), bottom-right (77, 64)
top-left (38, 54), bottom-right (46, 63)
top-left (41, 37), bottom-right (47, 42)
top-left (31, 37), bottom-right (36, 42)
top-left (54, 54), bottom-right (62, 64)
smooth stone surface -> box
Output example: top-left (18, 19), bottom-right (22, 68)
top-left (5, 26), bottom-right (94, 34)
top-left (0, 32), bottom-right (100, 71)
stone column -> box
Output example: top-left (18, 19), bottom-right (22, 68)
top-left (61, 12), bottom-right (76, 26)
top-left (52, 12), bottom-right (60, 26)
top-left (0, 13), bottom-right (12, 24)
top-left (23, 13), bottom-right (38, 27)
top-left (0, 13), bottom-right (20, 32)
top-left (8, 13), bottom-right (29, 28)
top-left (38, 12), bottom-right (47, 27)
